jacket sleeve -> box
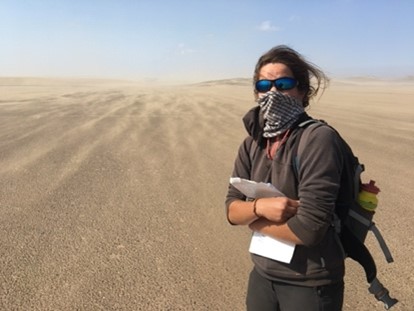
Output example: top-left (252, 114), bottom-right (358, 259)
top-left (287, 125), bottom-right (344, 247)
top-left (224, 137), bottom-right (253, 219)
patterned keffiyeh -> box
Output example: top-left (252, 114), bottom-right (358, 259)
top-left (258, 91), bottom-right (305, 138)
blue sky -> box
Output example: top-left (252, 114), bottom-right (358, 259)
top-left (1, 0), bottom-right (413, 82)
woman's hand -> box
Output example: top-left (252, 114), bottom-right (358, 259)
top-left (248, 198), bottom-right (302, 244)
top-left (254, 197), bottom-right (299, 223)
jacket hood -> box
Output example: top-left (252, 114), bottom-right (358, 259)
top-left (242, 106), bottom-right (264, 142)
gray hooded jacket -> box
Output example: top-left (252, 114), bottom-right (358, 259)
top-left (225, 106), bottom-right (345, 286)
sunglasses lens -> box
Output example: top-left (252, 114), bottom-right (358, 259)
top-left (255, 80), bottom-right (272, 93)
top-left (275, 77), bottom-right (297, 90)
top-left (255, 78), bottom-right (297, 93)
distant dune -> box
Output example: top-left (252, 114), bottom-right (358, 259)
top-left (2, 75), bottom-right (414, 88)
top-left (194, 77), bottom-right (252, 87)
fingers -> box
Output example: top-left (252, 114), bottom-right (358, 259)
top-left (284, 201), bottom-right (299, 219)
top-left (286, 205), bottom-right (298, 214)
top-left (257, 197), bottom-right (299, 222)
top-left (275, 198), bottom-right (299, 220)
top-left (287, 199), bottom-right (300, 207)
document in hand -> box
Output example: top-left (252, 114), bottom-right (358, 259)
top-left (229, 177), bottom-right (284, 199)
top-left (229, 177), bottom-right (296, 263)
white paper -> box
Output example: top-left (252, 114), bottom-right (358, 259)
top-left (249, 232), bottom-right (296, 263)
top-left (229, 177), bottom-right (284, 199)
top-left (229, 177), bottom-right (296, 263)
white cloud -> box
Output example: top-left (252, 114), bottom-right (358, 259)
top-left (177, 43), bottom-right (197, 55)
top-left (257, 21), bottom-right (281, 32)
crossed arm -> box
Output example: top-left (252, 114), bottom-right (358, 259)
top-left (227, 197), bottom-right (304, 245)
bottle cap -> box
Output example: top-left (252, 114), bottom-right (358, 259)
top-left (361, 180), bottom-right (380, 194)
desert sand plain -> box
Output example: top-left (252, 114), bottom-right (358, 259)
top-left (0, 77), bottom-right (413, 310)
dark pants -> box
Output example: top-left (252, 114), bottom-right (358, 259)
top-left (246, 268), bottom-right (344, 311)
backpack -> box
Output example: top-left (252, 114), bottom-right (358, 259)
top-left (292, 119), bottom-right (398, 310)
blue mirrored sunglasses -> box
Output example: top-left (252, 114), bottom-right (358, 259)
top-left (255, 77), bottom-right (298, 93)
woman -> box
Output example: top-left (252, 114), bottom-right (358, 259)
top-left (225, 45), bottom-right (345, 310)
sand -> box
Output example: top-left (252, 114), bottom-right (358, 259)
top-left (0, 77), bottom-right (413, 310)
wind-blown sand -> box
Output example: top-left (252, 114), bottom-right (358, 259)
top-left (1, 77), bottom-right (413, 310)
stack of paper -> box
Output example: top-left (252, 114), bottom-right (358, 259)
top-left (230, 177), bottom-right (296, 263)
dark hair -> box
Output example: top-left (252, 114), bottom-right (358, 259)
top-left (253, 45), bottom-right (328, 107)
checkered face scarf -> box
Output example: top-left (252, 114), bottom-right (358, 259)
top-left (258, 91), bottom-right (304, 138)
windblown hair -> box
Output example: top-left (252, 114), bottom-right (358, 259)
top-left (253, 45), bottom-right (328, 107)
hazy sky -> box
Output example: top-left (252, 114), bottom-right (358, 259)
top-left (1, 0), bottom-right (413, 82)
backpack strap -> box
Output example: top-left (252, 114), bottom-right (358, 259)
top-left (348, 208), bottom-right (394, 263)
top-left (291, 119), bottom-right (324, 179)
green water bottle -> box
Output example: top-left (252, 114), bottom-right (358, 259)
top-left (358, 180), bottom-right (380, 212)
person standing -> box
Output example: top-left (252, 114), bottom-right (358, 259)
top-left (225, 45), bottom-right (345, 311)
